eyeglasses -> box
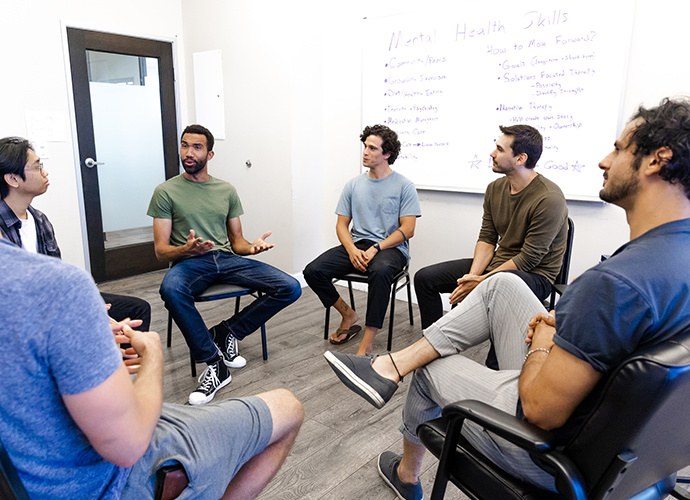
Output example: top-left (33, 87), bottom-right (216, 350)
top-left (25, 161), bottom-right (46, 176)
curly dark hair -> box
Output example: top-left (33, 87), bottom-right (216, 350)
top-left (182, 124), bottom-right (214, 152)
top-left (0, 137), bottom-right (33, 199)
top-left (498, 125), bottom-right (543, 169)
top-left (360, 124), bottom-right (401, 165)
top-left (629, 97), bottom-right (690, 200)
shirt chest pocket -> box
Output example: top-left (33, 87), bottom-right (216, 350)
top-left (381, 196), bottom-right (399, 215)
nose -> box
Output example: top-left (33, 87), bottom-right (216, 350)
top-left (490, 149), bottom-right (497, 158)
top-left (598, 151), bottom-right (613, 171)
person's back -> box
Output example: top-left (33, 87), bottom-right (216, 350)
top-left (0, 238), bottom-right (127, 499)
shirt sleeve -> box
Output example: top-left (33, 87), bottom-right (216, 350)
top-left (335, 179), bottom-right (354, 217)
top-left (46, 267), bottom-right (123, 396)
top-left (227, 186), bottom-right (244, 219)
top-left (477, 183), bottom-right (499, 246)
top-left (147, 185), bottom-right (173, 220)
top-left (553, 268), bottom-right (654, 373)
top-left (398, 179), bottom-right (422, 218)
top-left (511, 192), bottom-right (568, 272)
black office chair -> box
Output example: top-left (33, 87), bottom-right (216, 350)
top-left (0, 437), bottom-right (30, 500)
top-left (323, 265), bottom-right (413, 351)
top-left (547, 217), bottom-right (575, 310)
top-left (167, 283), bottom-right (268, 377)
top-left (417, 325), bottom-right (690, 500)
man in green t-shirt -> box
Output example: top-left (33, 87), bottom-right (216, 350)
top-left (148, 124), bottom-right (301, 405)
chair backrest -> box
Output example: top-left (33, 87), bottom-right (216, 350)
top-left (561, 326), bottom-right (690, 500)
top-left (0, 437), bottom-right (30, 500)
top-left (554, 217), bottom-right (575, 286)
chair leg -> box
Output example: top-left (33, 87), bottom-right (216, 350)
top-left (388, 278), bottom-right (399, 352)
top-left (348, 280), bottom-right (356, 311)
top-left (261, 324), bottom-right (268, 360)
top-left (235, 296), bottom-right (241, 315)
top-left (190, 353), bottom-right (196, 378)
top-left (167, 312), bottom-right (173, 348)
top-left (324, 307), bottom-right (330, 340)
top-left (406, 277), bottom-right (414, 326)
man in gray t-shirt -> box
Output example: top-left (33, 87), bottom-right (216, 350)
top-left (304, 125), bottom-right (421, 355)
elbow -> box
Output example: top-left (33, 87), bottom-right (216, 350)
top-left (521, 402), bottom-right (566, 431)
top-left (99, 435), bottom-right (150, 468)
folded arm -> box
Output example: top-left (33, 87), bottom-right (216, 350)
top-left (518, 313), bottom-right (602, 430)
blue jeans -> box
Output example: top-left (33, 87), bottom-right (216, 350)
top-left (160, 251), bottom-right (301, 363)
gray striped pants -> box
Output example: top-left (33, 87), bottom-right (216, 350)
top-left (399, 272), bottom-right (557, 490)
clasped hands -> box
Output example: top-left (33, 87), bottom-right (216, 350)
top-left (110, 317), bottom-right (160, 375)
top-left (449, 274), bottom-right (485, 304)
top-left (526, 310), bottom-right (557, 351)
top-left (349, 245), bottom-right (378, 273)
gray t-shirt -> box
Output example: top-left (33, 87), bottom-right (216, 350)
top-left (0, 239), bottom-right (127, 499)
top-left (335, 171), bottom-right (421, 261)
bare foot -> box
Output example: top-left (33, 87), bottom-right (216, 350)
top-left (330, 303), bottom-right (359, 342)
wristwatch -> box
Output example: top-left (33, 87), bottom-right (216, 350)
top-left (373, 243), bottom-right (381, 252)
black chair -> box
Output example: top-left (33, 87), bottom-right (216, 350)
top-left (547, 217), bottom-right (575, 310)
top-left (0, 437), bottom-right (30, 500)
top-left (167, 283), bottom-right (268, 377)
top-left (417, 326), bottom-right (690, 500)
top-left (323, 265), bottom-right (413, 351)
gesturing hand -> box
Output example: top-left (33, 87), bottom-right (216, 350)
top-left (250, 231), bottom-right (275, 254)
top-left (186, 229), bottom-right (215, 255)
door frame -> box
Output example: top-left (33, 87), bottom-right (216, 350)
top-left (63, 24), bottom-right (181, 282)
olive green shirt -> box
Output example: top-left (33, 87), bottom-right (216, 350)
top-left (479, 173), bottom-right (568, 282)
top-left (147, 174), bottom-right (244, 255)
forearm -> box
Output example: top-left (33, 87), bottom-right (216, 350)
top-left (154, 242), bottom-right (193, 262)
top-left (484, 258), bottom-right (518, 276)
top-left (336, 223), bottom-right (358, 254)
top-left (468, 241), bottom-right (496, 275)
top-left (518, 350), bottom-right (554, 429)
top-left (377, 218), bottom-right (415, 251)
top-left (230, 238), bottom-right (254, 256)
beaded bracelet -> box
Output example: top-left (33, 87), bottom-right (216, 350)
top-left (524, 348), bottom-right (550, 362)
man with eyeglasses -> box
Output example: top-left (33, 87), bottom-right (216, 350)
top-left (0, 136), bottom-right (151, 330)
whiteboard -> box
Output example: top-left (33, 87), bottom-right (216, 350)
top-left (362, 0), bottom-right (636, 200)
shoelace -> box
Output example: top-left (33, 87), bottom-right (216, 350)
top-left (227, 336), bottom-right (239, 358)
top-left (196, 364), bottom-right (220, 392)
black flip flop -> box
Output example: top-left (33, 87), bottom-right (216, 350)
top-left (329, 325), bottom-right (362, 345)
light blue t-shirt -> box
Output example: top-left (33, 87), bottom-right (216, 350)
top-left (0, 239), bottom-right (128, 499)
top-left (336, 171), bottom-right (421, 261)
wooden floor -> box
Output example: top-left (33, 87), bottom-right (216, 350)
top-left (98, 269), bottom-right (484, 500)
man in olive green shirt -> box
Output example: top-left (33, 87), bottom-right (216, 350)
top-left (414, 124), bottom-right (568, 332)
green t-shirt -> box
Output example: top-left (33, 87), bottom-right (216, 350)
top-left (147, 174), bottom-right (244, 254)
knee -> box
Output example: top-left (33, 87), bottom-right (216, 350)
top-left (302, 260), bottom-right (321, 287)
top-left (281, 278), bottom-right (302, 304)
top-left (159, 274), bottom-right (188, 302)
top-left (265, 388), bottom-right (305, 432)
top-left (413, 266), bottom-right (434, 292)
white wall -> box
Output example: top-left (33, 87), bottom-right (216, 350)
top-left (2, 0), bottom-right (688, 293)
top-left (180, 0), bottom-right (689, 292)
top-left (0, 0), bottom-right (186, 269)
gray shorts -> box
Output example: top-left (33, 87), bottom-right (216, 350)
top-left (119, 396), bottom-right (273, 500)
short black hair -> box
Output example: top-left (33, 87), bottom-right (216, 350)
top-left (360, 124), bottom-right (401, 165)
top-left (628, 97), bottom-right (690, 200)
top-left (498, 124), bottom-right (543, 169)
top-left (182, 124), bottom-right (214, 152)
top-left (0, 137), bottom-right (33, 199)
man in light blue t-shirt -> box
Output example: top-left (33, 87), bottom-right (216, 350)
top-left (304, 124), bottom-right (421, 355)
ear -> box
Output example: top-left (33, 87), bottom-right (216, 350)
top-left (3, 173), bottom-right (19, 189)
top-left (514, 152), bottom-right (528, 167)
top-left (207, 150), bottom-right (215, 161)
top-left (647, 147), bottom-right (673, 174)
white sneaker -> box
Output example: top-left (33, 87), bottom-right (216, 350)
top-left (188, 358), bottom-right (232, 405)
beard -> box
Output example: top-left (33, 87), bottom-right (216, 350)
top-left (182, 156), bottom-right (207, 175)
top-left (599, 156), bottom-right (641, 204)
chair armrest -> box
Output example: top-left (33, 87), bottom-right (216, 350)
top-left (553, 284), bottom-right (568, 296)
top-left (442, 400), bottom-right (557, 454)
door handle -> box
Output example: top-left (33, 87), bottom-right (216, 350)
top-left (85, 158), bottom-right (104, 168)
